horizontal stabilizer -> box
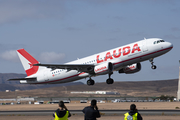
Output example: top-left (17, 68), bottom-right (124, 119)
top-left (8, 77), bottom-right (36, 81)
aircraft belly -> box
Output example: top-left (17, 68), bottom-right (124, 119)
top-left (35, 70), bottom-right (83, 84)
top-left (113, 63), bottom-right (124, 71)
top-left (48, 76), bottom-right (82, 84)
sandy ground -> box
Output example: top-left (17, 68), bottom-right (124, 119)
top-left (0, 115), bottom-right (180, 120)
top-left (1, 102), bottom-right (180, 111)
top-left (1, 102), bottom-right (180, 120)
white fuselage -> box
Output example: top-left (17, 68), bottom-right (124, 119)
top-left (20, 38), bottom-right (173, 84)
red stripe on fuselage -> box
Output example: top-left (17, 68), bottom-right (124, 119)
top-left (114, 46), bottom-right (173, 66)
top-left (31, 74), bottom-right (79, 84)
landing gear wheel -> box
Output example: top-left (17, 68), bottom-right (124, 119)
top-left (87, 79), bottom-right (95, 86)
top-left (106, 72), bottom-right (114, 84)
top-left (106, 78), bottom-right (114, 84)
top-left (151, 65), bottom-right (157, 69)
top-left (149, 58), bottom-right (157, 70)
top-left (91, 80), bottom-right (95, 85)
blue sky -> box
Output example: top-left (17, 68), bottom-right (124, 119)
top-left (0, 0), bottom-right (179, 83)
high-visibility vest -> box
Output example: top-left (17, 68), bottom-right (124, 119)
top-left (54, 111), bottom-right (69, 120)
top-left (124, 112), bottom-right (138, 120)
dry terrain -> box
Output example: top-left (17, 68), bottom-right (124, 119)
top-left (1, 102), bottom-right (180, 111)
top-left (0, 79), bottom-right (179, 120)
top-left (0, 79), bottom-right (178, 98)
top-left (0, 116), bottom-right (179, 120)
top-left (1, 102), bottom-right (180, 120)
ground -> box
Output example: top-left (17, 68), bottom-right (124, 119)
top-left (1, 102), bottom-right (180, 120)
top-left (1, 102), bottom-right (180, 111)
top-left (0, 115), bottom-right (180, 120)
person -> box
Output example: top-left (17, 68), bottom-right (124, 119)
top-left (124, 104), bottom-right (143, 120)
top-left (53, 101), bottom-right (71, 120)
top-left (82, 99), bottom-right (101, 120)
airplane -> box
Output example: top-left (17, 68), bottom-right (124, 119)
top-left (8, 38), bottom-right (173, 85)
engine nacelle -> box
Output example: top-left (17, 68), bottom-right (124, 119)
top-left (119, 63), bottom-right (141, 74)
top-left (94, 62), bottom-right (114, 75)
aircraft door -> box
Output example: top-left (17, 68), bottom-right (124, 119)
top-left (43, 70), bottom-right (49, 81)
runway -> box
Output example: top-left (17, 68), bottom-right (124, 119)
top-left (0, 110), bottom-right (180, 116)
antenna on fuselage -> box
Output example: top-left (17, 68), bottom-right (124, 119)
top-left (144, 37), bottom-right (146, 40)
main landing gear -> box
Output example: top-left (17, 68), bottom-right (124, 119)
top-left (149, 58), bottom-right (157, 69)
top-left (87, 78), bottom-right (95, 86)
top-left (87, 72), bottom-right (114, 86)
top-left (106, 72), bottom-right (114, 84)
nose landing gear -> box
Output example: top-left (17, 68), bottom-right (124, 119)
top-left (149, 58), bottom-right (157, 69)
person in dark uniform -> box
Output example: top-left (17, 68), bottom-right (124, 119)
top-left (124, 104), bottom-right (143, 120)
top-left (82, 99), bottom-right (101, 120)
top-left (53, 101), bottom-right (71, 120)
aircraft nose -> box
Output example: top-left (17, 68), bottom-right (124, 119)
top-left (164, 42), bottom-right (173, 51)
top-left (167, 42), bottom-right (173, 49)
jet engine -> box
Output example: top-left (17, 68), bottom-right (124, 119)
top-left (94, 62), bottom-right (114, 75)
top-left (118, 63), bottom-right (141, 74)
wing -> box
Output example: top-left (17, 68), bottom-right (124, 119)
top-left (33, 63), bottom-right (95, 73)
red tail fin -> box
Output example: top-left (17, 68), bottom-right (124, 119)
top-left (17, 49), bottom-right (39, 76)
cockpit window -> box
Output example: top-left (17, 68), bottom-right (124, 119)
top-left (154, 40), bottom-right (165, 44)
top-left (160, 40), bottom-right (165, 42)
